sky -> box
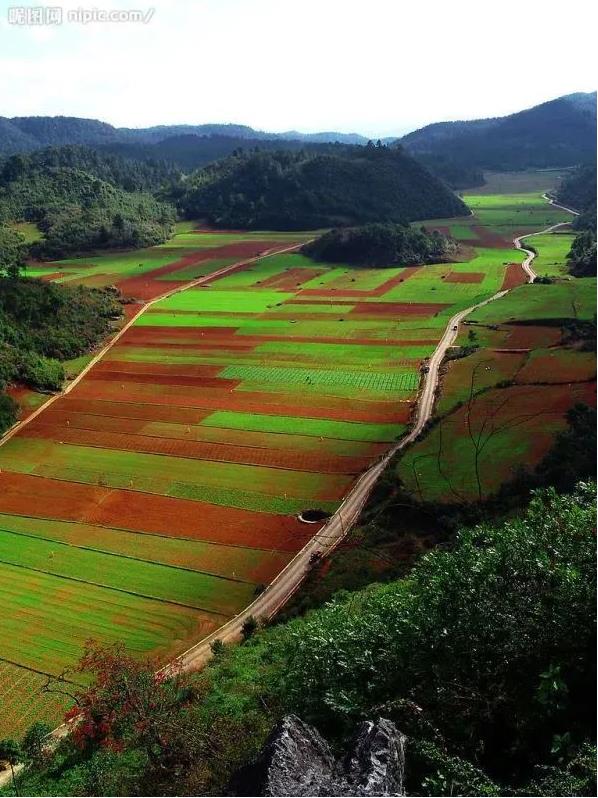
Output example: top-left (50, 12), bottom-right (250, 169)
top-left (0, 0), bottom-right (596, 137)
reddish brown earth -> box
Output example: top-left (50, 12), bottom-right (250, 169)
top-left (122, 327), bottom-right (437, 348)
top-left (471, 225), bottom-right (512, 247)
top-left (22, 423), bottom-right (371, 474)
top-left (258, 267), bottom-right (327, 290)
top-left (0, 472), bottom-right (314, 551)
top-left (350, 302), bottom-right (450, 316)
top-left (297, 268), bottom-right (421, 299)
top-left (501, 262), bottom-right (528, 289)
top-left (116, 241), bottom-right (282, 300)
top-left (66, 379), bottom-right (411, 423)
top-left (506, 325), bottom-right (562, 349)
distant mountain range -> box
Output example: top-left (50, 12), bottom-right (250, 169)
top-left (398, 92), bottom-right (597, 170)
top-left (0, 117), bottom-right (370, 156)
top-left (1, 91), bottom-right (594, 176)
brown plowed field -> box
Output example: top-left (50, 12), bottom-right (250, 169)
top-left (501, 262), bottom-right (528, 289)
top-left (258, 267), bottom-right (327, 290)
top-left (350, 302), bottom-right (450, 316)
top-left (60, 397), bottom-right (215, 425)
top-left (22, 424), bottom-right (371, 474)
top-left (66, 380), bottom-right (410, 423)
top-left (0, 471), bottom-right (314, 550)
top-left (116, 241), bottom-right (281, 300)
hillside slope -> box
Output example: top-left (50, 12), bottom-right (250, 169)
top-left (179, 145), bottom-right (469, 229)
top-left (400, 92), bottom-right (597, 170)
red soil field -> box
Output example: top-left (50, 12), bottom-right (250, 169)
top-left (515, 353), bottom-right (597, 385)
top-left (444, 271), bottom-right (485, 283)
top-left (86, 370), bottom-right (242, 391)
top-left (298, 268), bottom-right (421, 299)
top-left (501, 262), bottom-right (528, 290)
top-left (67, 380), bottom-right (411, 423)
top-left (350, 302), bottom-right (449, 316)
top-left (123, 327), bottom-right (437, 348)
top-left (0, 472), bottom-right (314, 551)
top-left (38, 271), bottom-right (66, 281)
top-left (59, 396), bottom-right (215, 425)
top-left (124, 326), bottom-right (241, 343)
top-left (258, 267), bottom-right (327, 290)
top-left (115, 241), bottom-right (281, 300)
top-left (470, 225), bottom-right (511, 247)
top-left (505, 325), bottom-right (562, 349)
top-left (92, 361), bottom-right (239, 377)
top-left (22, 423), bottom-right (371, 475)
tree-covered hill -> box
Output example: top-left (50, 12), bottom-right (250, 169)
top-left (0, 253), bottom-right (122, 434)
top-left (400, 92), bottom-right (597, 171)
top-left (303, 222), bottom-right (456, 266)
top-left (178, 144), bottom-right (469, 230)
top-left (0, 146), bottom-right (176, 258)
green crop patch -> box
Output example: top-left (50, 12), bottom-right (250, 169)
top-left (219, 364), bottom-right (419, 391)
top-left (0, 528), bottom-right (255, 616)
top-left (202, 410), bottom-right (405, 442)
top-left (157, 289), bottom-right (294, 314)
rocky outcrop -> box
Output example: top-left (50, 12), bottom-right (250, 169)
top-left (229, 714), bottom-right (406, 796)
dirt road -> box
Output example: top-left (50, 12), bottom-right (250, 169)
top-left (168, 194), bottom-right (580, 672)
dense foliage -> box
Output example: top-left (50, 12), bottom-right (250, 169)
top-left (408, 152), bottom-right (485, 189)
top-left (177, 144), bottom-right (468, 230)
top-left (556, 163), bottom-right (597, 276)
top-left (0, 147), bottom-right (176, 258)
top-left (0, 277), bottom-right (121, 431)
top-left (400, 92), bottom-right (597, 171)
top-left (0, 226), bottom-right (27, 279)
top-left (6, 484), bottom-right (595, 796)
top-left (556, 163), bottom-right (597, 229)
top-left (567, 230), bottom-right (596, 277)
top-left (303, 222), bottom-right (457, 266)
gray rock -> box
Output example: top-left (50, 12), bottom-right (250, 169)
top-left (344, 718), bottom-right (406, 796)
top-left (229, 714), bottom-right (406, 796)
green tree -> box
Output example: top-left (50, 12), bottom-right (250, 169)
top-left (0, 226), bottom-right (26, 279)
top-left (21, 722), bottom-right (52, 767)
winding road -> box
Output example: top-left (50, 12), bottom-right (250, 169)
top-left (168, 195), bottom-right (581, 673)
top-left (0, 195), bottom-right (578, 777)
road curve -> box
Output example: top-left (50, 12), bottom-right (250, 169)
top-left (166, 192), bottom-right (579, 673)
top-left (0, 197), bottom-right (578, 775)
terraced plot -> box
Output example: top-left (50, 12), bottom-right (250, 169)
top-left (401, 184), bottom-right (596, 504)
top-left (0, 213), bottom-right (528, 736)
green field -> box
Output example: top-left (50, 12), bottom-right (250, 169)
top-left (4, 186), bottom-right (592, 738)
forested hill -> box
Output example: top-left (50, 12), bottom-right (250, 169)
top-left (399, 92), bottom-right (597, 170)
top-left (0, 146), bottom-right (176, 258)
top-left (177, 144), bottom-right (469, 230)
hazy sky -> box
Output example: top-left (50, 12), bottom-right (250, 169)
top-left (0, 0), bottom-right (595, 136)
